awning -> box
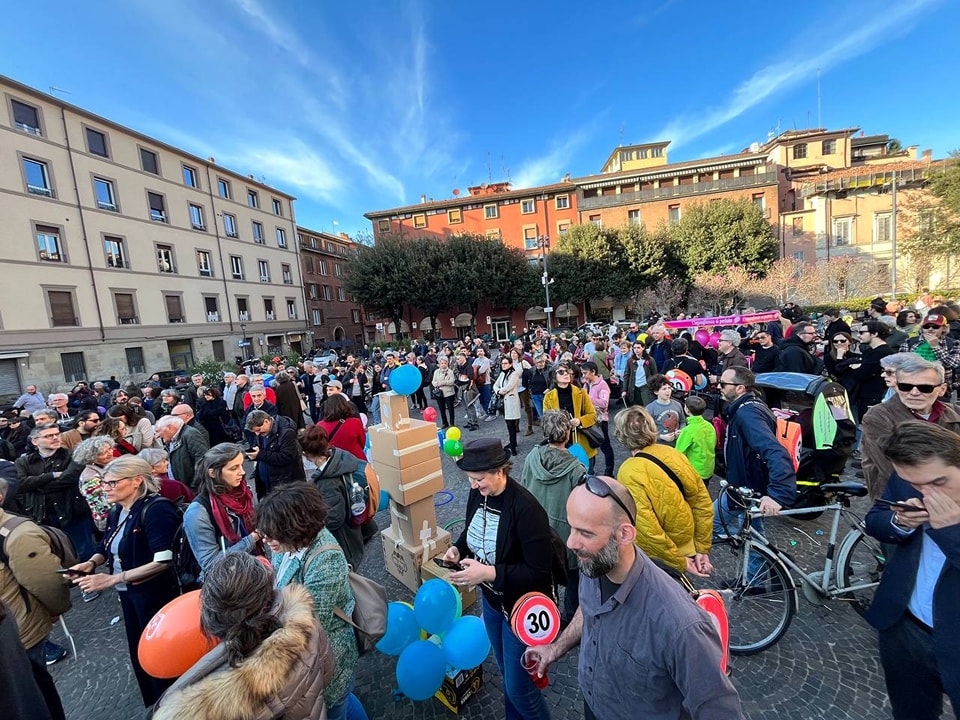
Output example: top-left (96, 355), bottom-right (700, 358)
top-left (454, 312), bottom-right (473, 328)
top-left (525, 306), bottom-right (547, 321)
top-left (419, 317), bottom-right (434, 331)
top-left (555, 303), bottom-right (578, 319)
top-left (0, 352), bottom-right (29, 360)
top-left (386, 320), bottom-right (411, 334)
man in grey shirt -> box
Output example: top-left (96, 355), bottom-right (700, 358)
top-left (530, 476), bottom-right (743, 720)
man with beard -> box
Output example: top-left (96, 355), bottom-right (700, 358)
top-left (775, 322), bottom-right (824, 374)
top-left (528, 476), bottom-right (743, 720)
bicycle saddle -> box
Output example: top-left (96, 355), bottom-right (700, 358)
top-left (820, 481), bottom-right (868, 497)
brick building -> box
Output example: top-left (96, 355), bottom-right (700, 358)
top-left (297, 227), bottom-right (366, 349)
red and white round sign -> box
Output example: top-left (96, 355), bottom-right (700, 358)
top-left (510, 592), bottom-right (561, 646)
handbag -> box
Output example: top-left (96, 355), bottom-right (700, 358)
top-left (578, 424), bottom-right (605, 449)
top-left (430, 385), bottom-right (444, 401)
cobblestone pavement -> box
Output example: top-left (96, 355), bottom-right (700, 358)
top-left (50, 403), bottom-right (955, 720)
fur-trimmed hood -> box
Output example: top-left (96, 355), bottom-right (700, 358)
top-left (152, 584), bottom-right (334, 720)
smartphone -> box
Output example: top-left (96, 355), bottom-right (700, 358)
top-left (875, 498), bottom-right (926, 513)
top-left (57, 568), bottom-right (91, 576)
top-left (433, 558), bottom-right (464, 572)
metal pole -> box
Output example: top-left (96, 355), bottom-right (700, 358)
top-left (891, 174), bottom-right (897, 298)
top-left (540, 235), bottom-right (552, 334)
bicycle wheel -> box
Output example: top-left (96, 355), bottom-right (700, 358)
top-left (704, 538), bottom-right (796, 655)
top-left (835, 528), bottom-right (885, 618)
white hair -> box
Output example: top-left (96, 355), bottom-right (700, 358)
top-left (155, 415), bottom-right (183, 431)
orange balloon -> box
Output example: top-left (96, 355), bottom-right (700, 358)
top-left (138, 590), bottom-right (219, 679)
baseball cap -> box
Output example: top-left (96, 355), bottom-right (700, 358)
top-left (922, 313), bottom-right (945, 328)
top-left (324, 379), bottom-right (343, 390)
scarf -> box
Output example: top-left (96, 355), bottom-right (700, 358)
top-left (209, 483), bottom-right (256, 545)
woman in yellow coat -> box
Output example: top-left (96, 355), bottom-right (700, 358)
top-left (542, 364), bottom-right (598, 470)
top-left (613, 406), bottom-right (714, 577)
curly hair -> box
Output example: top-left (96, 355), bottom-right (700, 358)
top-left (256, 483), bottom-right (328, 548)
top-left (540, 409), bottom-right (573, 445)
top-left (72, 436), bottom-right (115, 466)
top-left (200, 552), bottom-right (282, 668)
top-left (613, 406), bottom-right (658, 451)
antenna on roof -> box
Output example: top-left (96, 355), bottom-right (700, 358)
top-left (48, 86), bottom-right (72, 97)
top-left (817, 68), bottom-right (822, 128)
top-left (487, 152), bottom-right (493, 184)
top-left (619, 122), bottom-right (625, 147)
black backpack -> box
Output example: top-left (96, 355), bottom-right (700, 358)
top-left (142, 494), bottom-right (208, 594)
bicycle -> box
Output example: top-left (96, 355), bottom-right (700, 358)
top-left (695, 480), bottom-right (886, 655)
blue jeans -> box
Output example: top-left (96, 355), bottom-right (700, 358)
top-left (481, 596), bottom-right (552, 720)
top-left (531, 394), bottom-right (544, 420)
top-left (712, 493), bottom-right (765, 581)
top-left (479, 384), bottom-right (492, 414)
top-left (371, 395), bottom-right (382, 425)
top-left (327, 676), bottom-right (367, 720)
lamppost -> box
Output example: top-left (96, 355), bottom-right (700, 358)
top-left (538, 235), bottom-right (553, 334)
top-left (240, 322), bottom-right (249, 360)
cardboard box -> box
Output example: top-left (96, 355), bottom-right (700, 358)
top-left (419, 552), bottom-right (477, 611)
top-left (381, 525), bottom-right (451, 593)
top-left (368, 419), bottom-right (439, 470)
top-left (377, 456), bottom-right (444, 505)
top-left (378, 391), bottom-right (411, 430)
top-left (435, 666), bottom-right (484, 714)
top-left (388, 497), bottom-right (438, 547)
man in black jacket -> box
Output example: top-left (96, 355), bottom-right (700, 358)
top-left (155, 416), bottom-right (209, 490)
top-left (822, 308), bottom-right (852, 339)
top-left (245, 410), bottom-right (305, 498)
top-left (775, 323), bottom-right (824, 375)
top-left (750, 330), bottom-right (781, 374)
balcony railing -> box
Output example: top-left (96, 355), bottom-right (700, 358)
top-left (119, 317), bottom-right (140, 325)
top-left (265, 311), bottom-right (275, 320)
top-left (98, 201), bottom-right (118, 212)
top-left (800, 166), bottom-right (931, 198)
top-left (28, 185), bottom-right (53, 197)
top-left (238, 311), bottom-right (250, 321)
top-left (578, 171), bottom-right (779, 210)
top-left (206, 312), bottom-right (220, 322)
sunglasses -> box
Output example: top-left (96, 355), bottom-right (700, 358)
top-left (922, 325), bottom-right (941, 331)
top-left (556, 369), bottom-right (570, 375)
top-left (579, 474), bottom-right (636, 526)
top-left (897, 382), bottom-right (940, 394)
top-left (832, 339), bottom-right (849, 344)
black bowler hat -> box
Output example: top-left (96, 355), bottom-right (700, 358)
top-left (456, 438), bottom-right (511, 472)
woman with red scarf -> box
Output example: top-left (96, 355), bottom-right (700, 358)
top-left (93, 415), bottom-right (139, 456)
top-left (183, 442), bottom-right (263, 574)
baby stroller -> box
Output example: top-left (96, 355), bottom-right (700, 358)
top-left (754, 372), bottom-right (857, 518)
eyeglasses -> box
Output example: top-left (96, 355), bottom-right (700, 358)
top-left (882, 369), bottom-right (896, 376)
top-left (897, 382), bottom-right (939, 394)
top-left (832, 339), bottom-right (849, 344)
top-left (555, 369), bottom-right (570, 375)
top-left (38, 433), bottom-right (61, 440)
top-left (578, 475), bottom-right (635, 526)
top-left (102, 477), bottom-right (134, 489)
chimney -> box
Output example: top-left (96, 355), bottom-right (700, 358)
top-left (420, 194), bottom-right (427, 204)
top-left (922, 149), bottom-right (932, 162)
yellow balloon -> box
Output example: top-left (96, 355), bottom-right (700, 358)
top-left (638, 333), bottom-right (648, 343)
top-left (446, 426), bottom-right (462, 441)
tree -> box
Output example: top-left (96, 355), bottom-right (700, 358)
top-left (749, 257), bottom-right (817, 307)
top-left (807, 257), bottom-right (887, 303)
top-left (618, 222), bottom-right (684, 288)
top-left (405, 236), bottom-right (458, 339)
top-left (492, 248), bottom-right (541, 318)
top-left (343, 234), bottom-right (414, 338)
top-left (554, 224), bottom-right (634, 307)
top-left (688, 266), bottom-right (757, 315)
top-left (670, 198), bottom-right (778, 276)
top-left (444, 234), bottom-right (516, 331)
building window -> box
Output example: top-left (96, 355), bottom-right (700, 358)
top-left (308, 283), bottom-right (318, 300)
top-left (555, 195), bottom-right (570, 210)
top-left (252, 221), bottom-right (264, 244)
top-left (48, 290), bottom-right (78, 327)
top-left (638, 149), bottom-right (649, 159)
top-left (793, 251), bottom-right (804, 261)
top-left (628, 209), bottom-right (640, 226)
top-left (523, 227), bottom-right (538, 250)
top-left (286, 299), bottom-right (297, 319)
top-left (668, 205), bottom-right (681, 224)
top-left (189, 204), bottom-right (206, 230)
top-left (319, 259), bottom-right (328, 276)
top-left (323, 285), bottom-right (332, 301)
top-left (237, 297), bottom-right (249, 321)
top-left (23, 157), bottom-right (53, 197)
top-left (276, 227), bottom-right (287, 247)
top-left (182, 165), bottom-right (199, 188)
top-left (303, 256), bottom-right (313, 274)
top-left (377, 219), bottom-right (390, 233)
top-left (792, 217), bottom-right (804, 236)
top-left (335, 263), bottom-right (342, 277)
top-left (282, 264), bottom-right (293, 284)
top-left (60, 352), bottom-right (87, 382)
top-left (264, 298), bottom-right (275, 320)
top-left (752, 193), bottom-right (765, 212)
top-left (197, 250), bottom-right (213, 277)
top-left (651, 147), bottom-right (664, 158)
top-left (448, 208), bottom-right (462, 224)
top-left (94, 177), bottom-right (118, 211)
top-left (484, 204), bottom-right (499, 219)
top-left (217, 178), bottom-right (231, 199)
top-left (125, 347), bottom-right (145, 374)
top-left (874, 213), bottom-right (892, 244)
top-left (140, 148), bottom-right (159, 174)
top-left (833, 217), bottom-right (852, 246)
top-left (157, 245), bottom-right (177, 273)
top-left (793, 143), bottom-right (808, 160)
top-left (247, 189), bottom-right (259, 208)
top-left (521, 199), bottom-right (535, 214)
top-left (204, 296), bottom-right (220, 322)
top-left (85, 127), bottom-right (109, 158)
top-left (11, 99), bottom-right (42, 135)
top-left (258, 260), bottom-right (270, 283)
top-left (230, 255), bottom-right (244, 279)
top-left (588, 214), bottom-right (602, 228)
top-left (104, 236), bottom-right (128, 269)
top-left (223, 213), bottom-right (238, 237)
top-left (485, 229), bottom-right (501, 240)
top-left (36, 225), bottom-right (65, 263)
top-left (413, 214), bottom-right (427, 228)
top-left (164, 294), bottom-right (185, 323)
top-left (272, 198), bottom-right (283, 216)
top-left (337, 287), bottom-right (346, 301)
top-left (114, 292), bottom-right (139, 325)
top-left (312, 308), bottom-right (322, 326)
top-left (558, 222), bottom-right (570, 235)
top-left (352, 309), bottom-right (361, 323)
top-left (148, 192), bottom-right (167, 223)
top-left (822, 139), bottom-right (837, 155)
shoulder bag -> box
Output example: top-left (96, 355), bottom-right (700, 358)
top-left (634, 451), bottom-right (685, 497)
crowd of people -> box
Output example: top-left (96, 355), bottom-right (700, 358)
top-left (1, 292), bottom-right (959, 719)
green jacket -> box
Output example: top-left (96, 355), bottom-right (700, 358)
top-left (674, 415), bottom-right (717, 480)
top-left (519, 444), bottom-right (583, 569)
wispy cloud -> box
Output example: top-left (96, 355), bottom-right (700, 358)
top-left (654, 0), bottom-right (939, 148)
top-left (225, 142), bottom-right (344, 203)
top-left (633, 0), bottom-right (679, 28)
top-left (511, 128), bottom-right (594, 188)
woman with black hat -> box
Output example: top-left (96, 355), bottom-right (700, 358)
top-left (443, 438), bottom-right (555, 720)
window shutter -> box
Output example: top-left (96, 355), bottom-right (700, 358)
top-left (165, 295), bottom-right (183, 321)
top-left (115, 293), bottom-right (135, 320)
top-left (48, 291), bottom-right (76, 326)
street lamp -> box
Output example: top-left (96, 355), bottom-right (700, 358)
top-left (538, 235), bottom-right (553, 334)
top-left (240, 322), bottom-right (249, 360)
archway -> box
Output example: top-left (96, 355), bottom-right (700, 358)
top-left (334, 326), bottom-right (346, 341)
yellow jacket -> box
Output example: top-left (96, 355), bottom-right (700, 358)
top-left (616, 445), bottom-right (714, 572)
top-left (543, 385), bottom-right (598, 459)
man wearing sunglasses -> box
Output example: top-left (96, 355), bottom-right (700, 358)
top-left (861, 356), bottom-right (960, 499)
top-left (528, 475), bottom-right (743, 720)
top-left (897, 312), bottom-right (960, 394)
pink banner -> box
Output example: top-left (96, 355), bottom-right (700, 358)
top-left (662, 310), bottom-right (781, 330)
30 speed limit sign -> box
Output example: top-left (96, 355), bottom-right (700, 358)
top-left (510, 592), bottom-right (560, 646)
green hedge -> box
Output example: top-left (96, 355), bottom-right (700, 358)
top-left (802, 289), bottom-right (960, 315)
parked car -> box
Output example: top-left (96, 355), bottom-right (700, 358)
top-left (312, 353), bottom-right (339, 368)
top-left (145, 370), bottom-right (189, 389)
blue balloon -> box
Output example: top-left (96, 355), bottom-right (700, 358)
top-left (415, 579), bottom-right (460, 636)
top-left (569, 442), bottom-right (589, 468)
top-left (388, 364), bottom-right (421, 396)
top-left (376, 602), bottom-right (421, 656)
top-left (694, 375), bottom-right (708, 390)
top-left (261, 373), bottom-right (274, 388)
top-left (396, 640), bottom-right (446, 701)
top-left (378, 489), bottom-right (390, 512)
top-left (442, 616), bottom-right (490, 670)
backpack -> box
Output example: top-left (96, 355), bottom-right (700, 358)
top-left (0, 514), bottom-right (78, 569)
top-left (142, 494), bottom-right (203, 594)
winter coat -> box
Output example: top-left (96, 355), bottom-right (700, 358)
top-left (519, 444), bottom-right (583, 569)
top-left (617, 446), bottom-right (714, 573)
top-left (715, 347), bottom-right (748, 377)
top-left (152, 584), bottom-right (334, 720)
top-left (0, 603), bottom-right (52, 720)
top-left (624, 354), bottom-right (654, 406)
top-left (431, 367), bottom-right (456, 397)
top-left (493, 367), bottom-right (521, 420)
top-left (308, 448), bottom-right (366, 570)
top-left (167, 424), bottom-right (210, 491)
top-left (196, 398), bottom-right (230, 445)
top-left (774, 335), bottom-right (824, 375)
top-left (543, 385), bottom-right (598, 460)
top-left (253, 415), bottom-right (307, 491)
top-left (14, 448), bottom-right (86, 526)
top-left (723, 393), bottom-right (797, 507)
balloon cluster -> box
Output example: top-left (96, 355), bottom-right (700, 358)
top-left (376, 579), bottom-right (490, 701)
top-left (441, 426), bottom-right (463, 458)
top-left (694, 329), bottom-right (721, 349)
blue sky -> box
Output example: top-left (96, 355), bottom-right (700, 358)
top-left (2, 0), bottom-right (957, 237)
